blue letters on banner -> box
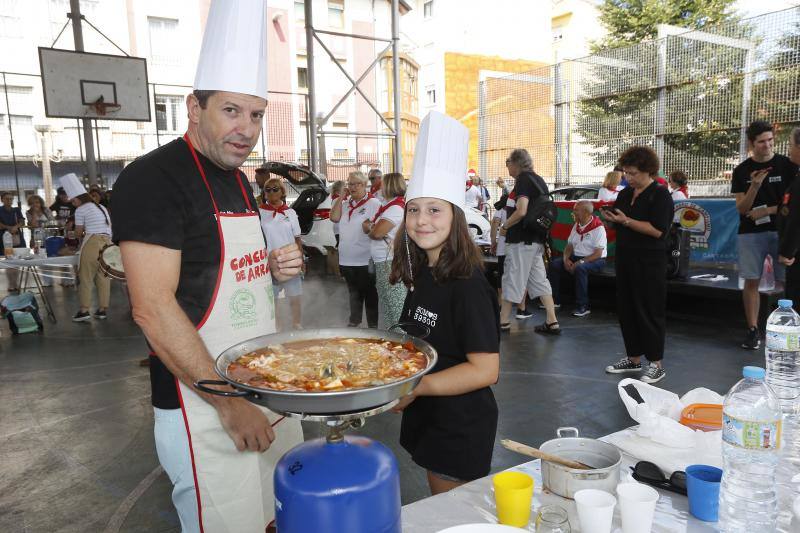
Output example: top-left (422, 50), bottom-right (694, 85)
top-left (674, 199), bottom-right (739, 264)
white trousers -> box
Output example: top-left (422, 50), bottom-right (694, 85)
top-left (154, 407), bottom-right (200, 533)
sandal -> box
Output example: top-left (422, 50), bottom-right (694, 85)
top-left (500, 322), bottom-right (511, 332)
top-left (534, 321), bottom-right (561, 335)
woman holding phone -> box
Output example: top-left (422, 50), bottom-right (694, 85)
top-left (601, 146), bottom-right (673, 384)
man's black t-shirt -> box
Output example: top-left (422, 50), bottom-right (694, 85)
top-left (49, 199), bottom-right (75, 224)
top-left (111, 138), bottom-right (261, 409)
top-left (731, 154), bottom-right (797, 234)
top-left (613, 181), bottom-right (673, 253)
top-left (399, 266), bottom-right (500, 480)
top-left (505, 171), bottom-right (548, 245)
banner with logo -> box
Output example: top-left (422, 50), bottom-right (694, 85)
top-left (674, 199), bottom-right (738, 263)
top-left (552, 198), bottom-right (739, 264)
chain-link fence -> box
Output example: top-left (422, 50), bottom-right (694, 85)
top-left (0, 72), bottom-right (394, 204)
top-left (479, 6), bottom-right (800, 198)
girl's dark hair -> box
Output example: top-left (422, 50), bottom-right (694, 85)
top-left (618, 146), bottom-right (660, 176)
top-left (389, 204), bottom-right (483, 287)
top-left (669, 170), bottom-right (688, 187)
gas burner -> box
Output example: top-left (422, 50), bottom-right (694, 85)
top-left (275, 400), bottom-right (399, 442)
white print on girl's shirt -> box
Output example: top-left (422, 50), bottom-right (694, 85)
top-left (413, 305), bottom-right (438, 327)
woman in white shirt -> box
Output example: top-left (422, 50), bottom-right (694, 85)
top-left (330, 171), bottom-right (382, 327)
top-left (260, 178), bottom-right (304, 330)
top-left (597, 170), bottom-right (623, 202)
top-left (362, 173), bottom-right (406, 329)
top-left (72, 193), bottom-right (112, 322)
top-left (668, 170), bottom-right (689, 201)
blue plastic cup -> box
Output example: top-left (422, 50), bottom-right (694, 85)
top-left (686, 464), bottom-right (723, 522)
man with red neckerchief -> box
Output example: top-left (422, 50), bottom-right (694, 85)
top-left (330, 170), bottom-right (382, 327)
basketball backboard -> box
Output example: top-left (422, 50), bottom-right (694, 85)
top-left (38, 47), bottom-right (151, 121)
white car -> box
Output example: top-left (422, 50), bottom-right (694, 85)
top-left (464, 206), bottom-right (491, 240)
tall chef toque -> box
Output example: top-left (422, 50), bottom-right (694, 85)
top-left (406, 111), bottom-right (469, 211)
top-left (193, 0), bottom-right (269, 99)
top-left (59, 173), bottom-right (86, 200)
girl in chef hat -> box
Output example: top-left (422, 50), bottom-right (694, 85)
top-left (390, 112), bottom-right (500, 495)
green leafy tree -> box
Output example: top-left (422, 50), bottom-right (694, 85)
top-left (574, 0), bottom-right (742, 178)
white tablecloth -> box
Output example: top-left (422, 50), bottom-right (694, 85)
top-left (401, 428), bottom-right (720, 532)
top-left (0, 254), bottom-right (79, 268)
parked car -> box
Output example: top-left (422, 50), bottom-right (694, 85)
top-left (549, 185), bottom-right (601, 201)
top-left (465, 207), bottom-right (491, 239)
top-left (259, 161), bottom-right (336, 255)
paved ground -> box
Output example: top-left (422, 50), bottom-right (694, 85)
top-left (0, 270), bottom-right (764, 532)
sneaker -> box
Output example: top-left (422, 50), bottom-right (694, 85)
top-left (500, 322), bottom-right (511, 332)
top-left (515, 309), bottom-right (533, 319)
top-left (93, 310), bottom-right (107, 320)
top-left (605, 357), bottom-right (642, 374)
top-left (572, 306), bottom-right (591, 317)
top-left (72, 311), bottom-right (91, 322)
top-left (539, 302), bottom-right (561, 309)
top-left (741, 327), bottom-right (761, 350)
top-left (640, 363), bottom-right (667, 384)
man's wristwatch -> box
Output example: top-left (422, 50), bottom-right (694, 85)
top-left (578, 259), bottom-right (585, 265)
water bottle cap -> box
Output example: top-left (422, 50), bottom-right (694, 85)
top-left (779, 299), bottom-right (794, 308)
top-left (743, 366), bottom-right (765, 379)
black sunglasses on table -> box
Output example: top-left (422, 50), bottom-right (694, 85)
top-left (630, 461), bottom-right (687, 495)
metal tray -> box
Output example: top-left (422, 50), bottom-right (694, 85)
top-left (194, 326), bottom-right (437, 415)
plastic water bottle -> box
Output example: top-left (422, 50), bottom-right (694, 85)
top-left (719, 366), bottom-right (781, 532)
top-left (765, 299), bottom-right (800, 529)
top-left (3, 231), bottom-right (13, 257)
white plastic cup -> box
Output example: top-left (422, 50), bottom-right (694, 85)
top-left (617, 483), bottom-right (659, 533)
top-left (574, 489), bottom-right (616, 533)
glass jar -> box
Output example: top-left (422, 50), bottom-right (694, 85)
top-left (534, 505), bottom-right (571, 533)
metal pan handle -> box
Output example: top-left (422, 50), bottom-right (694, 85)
top-left (556, 426), bottom-right (580, 438)
top-left (194, 379), bottom-right (255, 398)
top-left (389, 321), bottom-right (431, 339)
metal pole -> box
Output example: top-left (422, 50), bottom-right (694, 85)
top-left (35, 125), bottom-right (55, 206)
top-left (1, 73), bottom-right (21, 205)
top-left (739, 47), bottom-right (756, 162)
top-left (390, 0), bottom-right (402, 174)
top-left (654, 35), bottom-right (667, 163)
top-left (152, 85), bottom-right (161, 148)
top-left (304, 0), bottom-right (318, 172)
top-left (69, 0), bottom-right (98, 187)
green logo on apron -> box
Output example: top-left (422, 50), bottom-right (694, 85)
top-left (230, 288), bottom-right (258, 329)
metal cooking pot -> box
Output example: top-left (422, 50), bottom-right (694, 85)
top-left (194, 325), bottom-right (437, 416)
top-left (540, 427), bottom-right (621, 499)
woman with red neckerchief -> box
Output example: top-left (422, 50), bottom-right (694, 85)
top-left (330, 171), bottom-right (382, 327)
top-left (259, 177), bottom-right (304, 330)
top-left (362, 172), bottom-right (407, 328)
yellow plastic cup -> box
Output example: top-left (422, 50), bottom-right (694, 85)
top-left (493, 471), bottom-right (534, 527)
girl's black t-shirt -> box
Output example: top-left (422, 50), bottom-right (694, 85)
top-left (399, 265), bottom-right (501, 480)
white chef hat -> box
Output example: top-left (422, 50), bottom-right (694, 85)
top-left (59, 173), bottom-right (86, 200)
top-left (406, 111), bottom-right (470, 211)
top-left (193, 0), bottom-right (269, 100)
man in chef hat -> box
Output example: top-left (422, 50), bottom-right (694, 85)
top-left (390, 112), bottom-right (501, 494)
top-left (111, 0), bottom-right (303, 531)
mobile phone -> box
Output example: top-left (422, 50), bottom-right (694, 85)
top-left (600, 205), bottom-right (616, 212)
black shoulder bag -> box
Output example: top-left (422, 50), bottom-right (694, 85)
top-left (522, 173), bottom-right (557, 236)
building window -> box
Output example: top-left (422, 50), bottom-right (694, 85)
top-left (1, 114), bottom-right (33, 127)
top-left (297, 67), bottom-right (308, 90)
top-left (148, 17), bottom-right (179, 66)
top-left (155, 95), bottom-right (183, 132)
top-left (333, 148), bottom-right (349, 159)
top-left (328, 0), bottom-right (344, 29)
top-left (0, 0), bottom-right (23, 40)
top-left (426, 85), bottom-right (436, 105)
top-left (423, 0), bottom-right (434, 18)
top-left (294, 1), bottom-right (304, 23)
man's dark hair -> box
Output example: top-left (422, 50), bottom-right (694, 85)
top-left (57, 187), bottom-right (66, 195)
top-left (746, 120), bottom-right (774, 142)
top-left (193, 90), bottom-right (218, 109)
top-left (368, 169), bottom-right (382, 179)
top-left (669, 170), bottom-right (689, 187)
top-left (618, 146), bottom-right (660, 176)
top-left (1, 191), bottom-right (12, 199)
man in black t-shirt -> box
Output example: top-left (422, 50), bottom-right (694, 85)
top-left (498, 148), bottom-right (560, 334)
top-left (732, 120), bottom-right (798, 350)
top-left (49, 187), bottom-right (75, 227)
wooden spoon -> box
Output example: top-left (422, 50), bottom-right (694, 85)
top-left (501, 439), bottom-right (593, 470)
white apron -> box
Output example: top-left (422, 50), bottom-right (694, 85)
top-left (176, 136), bottom-right (302, 532)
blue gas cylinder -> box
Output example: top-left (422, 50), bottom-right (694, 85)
top-left (274, 435), bottom-right (401, 533)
